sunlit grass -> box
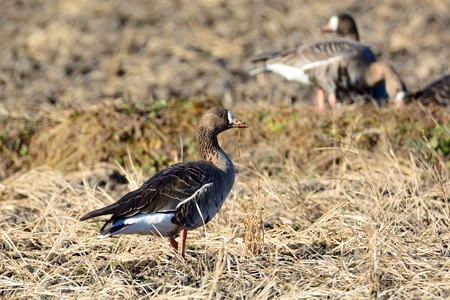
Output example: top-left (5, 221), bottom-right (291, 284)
top-left (1, 99), bottom-right (450, 298)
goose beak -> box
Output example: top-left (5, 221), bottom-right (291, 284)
top-left (231, 119), bottom-right (249, 128)
top-left (320, 23), bottom-right (333, 33)
top-left (228, 111), bottom-right (249, 128)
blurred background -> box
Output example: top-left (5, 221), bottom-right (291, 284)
top-left (0, 0), bottom-right (449, 114)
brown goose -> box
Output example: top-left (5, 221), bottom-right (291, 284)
top-left (80, 107), bottom-right (248, 258)
top-left (249, 39), bottom-right (407, 111)
top-left (321, 13), bottom-right (360, 41)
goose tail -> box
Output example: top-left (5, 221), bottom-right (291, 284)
top-left (79, 202), bottom-right (119, 221)
top-left (249, 68), bottom-right (267, 76)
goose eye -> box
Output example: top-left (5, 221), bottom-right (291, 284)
top-left (218, 113), bottom-right (224, 117)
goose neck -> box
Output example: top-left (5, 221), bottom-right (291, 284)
top-left (364, 62), bottom-right (386, 87)
top-left (365, 62), bottom-right (406, 99)
top-left (196, 127), bottom-right (232, 172)
top-left (349, 32), bottom-right (360, 41)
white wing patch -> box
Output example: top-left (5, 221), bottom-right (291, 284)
top-left (266, 64), bottom-right (311, 84)
top-left (176, 182), bottom-right (213, 208)
top-left (300, 56), bottom-right (342, 70)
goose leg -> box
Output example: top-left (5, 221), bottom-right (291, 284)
top-left (169, 238), bottom-right (178, 252)
top-left (329, 93), bottom-right (337, 109)
top-left (180, 228), bottom-right (188, 258)
top-left (317, 88), bottom-right (326, 112)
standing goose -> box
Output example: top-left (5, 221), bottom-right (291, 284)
top-left (249, 39), bottom-right (407, 111)
top-left (80, 107), bottom-right (249, 258)
top-left (320, 13), bottom-right (360, 41)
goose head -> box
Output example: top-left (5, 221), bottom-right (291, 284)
top-left (380, 64), bottom-right (408, 107)
top-left (199, 107), bottom-right (248, 136)
top-left (321, 13), bottom-right (360, 41)
top-left (387, 77), bottom-right (408, 107)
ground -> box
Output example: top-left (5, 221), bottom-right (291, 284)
top-left (1, 0), bottom-right (450, 299)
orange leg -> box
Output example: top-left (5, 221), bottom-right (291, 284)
top-left (180, 228), bottom-right (188, 258)
top-left (329, 93), bottom-right (337, 109)
top-left (317, 88), bottom-right (326, 112)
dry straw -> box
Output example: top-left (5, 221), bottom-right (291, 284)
top-left (1, 98), bottom-right (450, 298)
top-left (0, 0), bottom-right (449, 296)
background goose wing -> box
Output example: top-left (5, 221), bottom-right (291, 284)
top-left (413, 74), bottom-right (450, 106)
top-left (266, 40), bottom-right (361, 69)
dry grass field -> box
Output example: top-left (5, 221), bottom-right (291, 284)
top-left (1, 0), bottom-right (450, 299)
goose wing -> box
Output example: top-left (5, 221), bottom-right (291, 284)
top-left (413, 74), bottom-right (450, 106)
top-left (269, 39), bottom-right (367, 69)
top-left (118, 162), bottom-right (215, 215)
top-left (81, 161), bottom-right (218, 231)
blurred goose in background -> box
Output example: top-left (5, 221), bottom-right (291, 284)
top-left (319, 13), bottom-right (392, 105)
top-left (80, 107), bottom-right (249, 258)
top-left (407, 74), bottom-right (450, 108)
top-left (250, 39), bottom-right (407, 111)
top-left (319, 13), bottom-right (386, 105)
top-left (320, 13), bottom-right (360, 41)
top-left (320, 13), bottom-right (450, 109)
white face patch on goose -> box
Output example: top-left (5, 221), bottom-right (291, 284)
top-left (227, 110), bottom-right (234, 124)
top-left (329, 16), bottom-right (339, 32)
top-left (395, 91), bottom-right (407, 101)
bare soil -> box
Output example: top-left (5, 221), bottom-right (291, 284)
top-left (0, 0), bottom-right (449, 113)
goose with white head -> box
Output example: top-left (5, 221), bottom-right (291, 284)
top-left (321, 13), bottom-right (360, 41)
top-left (80, 107), bottom-right (248, 258)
